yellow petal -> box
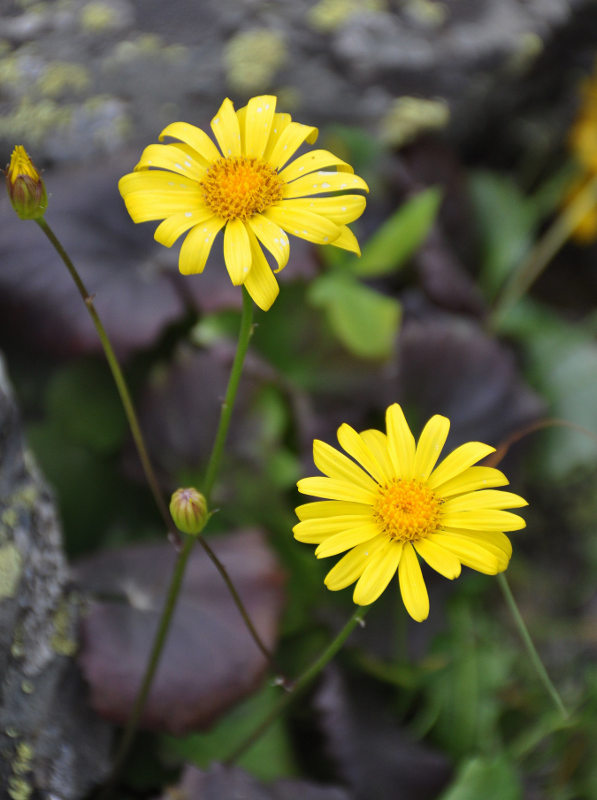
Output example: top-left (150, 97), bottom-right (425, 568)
top-left (427, 442), bottom-right (496, 490)
top-left (266, 122), bottom-right (319, 170)
top-left (336, 424), bottom-right (390, 484)
top-left (442, 508), bottom-right (526, 532)
top-left (386, 403), bottom-right (416, 478)
top-left (413, 538), bottom-right (461, 579)
top-left (359, 430), bottom-right (395, 479)
top-left (295, 500), bottom-right (372, 519)
top-left (329, 225), bottom-right (361, 255)
top-left (398, 543), bottom-right (429, 621)
top-left (262, 113), bottom-right (292, 162)
top-left (284, 195), bottom-right (366, 225)
top-left (265, 205), bottom-right (340, 244)
top-left (435, 466), bottom-right (509, 498)
top-left (283, 171), bottom-right (369, 199)
top-left (158, 121), bottom-right (221, 165)
top-left (211, 97), bottom-right (241, 157)
top-left (247, 214), bottom-right (290, 272)
top-left (297, 476), bottom-right (376, 504)
top-left (293, 515), bottom-right (374, 544)
top-left (154, 207), bottom-right (214, 247)
top-left (313, 439), bottom-right (379, 492)
top-left (315, 523), bottom-right (381, 558)
top-left (442, 490), bottom-right (528, 513)
top-left (279, 149), bottom-right (354, 182)
top-left (450, 529), bottom-right (513, 560)
top-left (122, 190), bottom-right (201, 223)
top-left (223, 219), bottom-right (252, 285)
top-left (353, 540), bottom-right (403, 605)
top-left (243, 228), bottom-right (279, 311)
top-left (429, 532), bottom-right (500, 574)
top-left (178, 217), bottom-right (225, 275)
top-left (243, 95), bottom-right (277, 159)
top-left (324, 537), bottom-right (386, 591)
top-left (119, 170), bottom-right (198, 196)
top-left (413, 415), bottom-right (450, 480)
top-left (133, 144), bottom-right (206, 181)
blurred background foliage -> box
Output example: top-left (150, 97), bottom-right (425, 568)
top-left (2, 0), bottom-right (597, 798)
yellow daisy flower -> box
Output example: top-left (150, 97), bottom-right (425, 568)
top-left (294, 403), bottom-right (527, 622)
top-left (118, 95), bottom-right (368, 311)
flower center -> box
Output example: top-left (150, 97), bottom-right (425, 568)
top-left (200, 156), bottom-right (284, 222)
top-left (373, 478), bottom-right (442, 543)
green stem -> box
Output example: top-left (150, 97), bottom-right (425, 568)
top-left (497, 573), bottom-right (568, 719)
top-left (225, 604), bottom-right (371, 765)
top-left (490, 173), bottom-right (597, 329)
top-left (36, 217), bottom-right (177, 541)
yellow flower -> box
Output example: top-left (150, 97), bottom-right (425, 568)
top-left (118, 95), bottom-right (368, 311)
top-left (294, 403), bottom-right (527, 621)
top-left (5, 145), bottom-right (47, 220)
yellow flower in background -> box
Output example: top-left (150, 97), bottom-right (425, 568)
top-left (119, 95), bottom-right (368, 310)
top-left (294, 404), bottom-right (527, 622)
top-left (568, 69), bottom-right (597, 173)
top-left (5, 145), bottom-right (47, 220)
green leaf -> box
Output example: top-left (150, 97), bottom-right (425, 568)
top-left (469, 172), bottom-right (538, 301)
top-left (161, 683), bottom-right (296, 782)
top-left (438, 755), bottom-right (522, 800)
top-left (350, 187), bottom-right (442, 277)
top-left (308, 273), bottom-right (401, 359)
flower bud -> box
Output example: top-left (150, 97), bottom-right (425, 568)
top-left (5, 145), bottom-right (47, 220)
top-left (169, 487), bottom-right (208, 535)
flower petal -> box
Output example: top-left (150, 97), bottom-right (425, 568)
top-left (122, 189), bottom-right (202, 223)
top-left (324, 536), bottom-right (386, 591)
top-left (247, 214), bottom-right (290, 272)
top-left (211, 97), bottom-right (241, 157)
top-left (154, 206), bottom-right (215, 247)
top-left (266, 122), bottom-right (319, 170)
top-left (442, 509), bottom-right (526, 532)
top-left (297, 476), bottom-right (376, 504)
top-left (158, 121), bottom-right (221, 165)
top-left (435, 466), bottom-right (509, 498)
top-left (353, 540), bottom-right (403, 605)
top-left (429, 532), bottom-right (500, 574)
top-left (133, 144), bottom-right (206, 181)
top-left (284, 195), bottom-right (366, 224)
top-left (336, 423), bottom-right (390, 484)
top-left (296, 500), bottom-right (372, 519)
top-left (359, 430), bottom-right (395, 480)
top-left (330, 225), bottom-right (361, 254)
top-left (427, 442), bottom-right (496, 490)
top-left (178, 217), bottom-right (225, 275)
top-left (315, 522), bottom-right (381, 558)
top-left (223, 219), bottom-right (252, 285)
top-left (293, 515), bottom-right (374, 544)
top-left (279, 149), bottom-right (354, 182)
top-left (263, 113), bottom-right (292, 161)
top-left (265, 205), bottom-right (340, 244)
top-left (442, 490), bottom-right (528, 513)
top-left (386, 403), bottom-right (416, 478)
top-left (244, 95), bottom-right (277, 159)
top-left (283, 171), bottom-right (369, 199)
top-left (119, 170), bottom-right (198, 195)
top-left (313, 439), bottom-right (379, 492)
top-left (413, 414), bottom-right (450, 480)
top-left (451, 529), bottom-right (513, 560)
top-left (243, 228), bottom-right (279, 311)
top-left (398, 543), bottom-right (429, 621)
top-left (414, 538), bottom-right (461, 579)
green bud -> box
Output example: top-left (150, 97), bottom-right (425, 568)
top-left (5, 145), bottom-right (48, 220)
top-left (169, 487), bottom-right (208, 535)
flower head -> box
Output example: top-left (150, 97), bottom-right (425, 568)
top-left (5, 145), bottom-right (47, 220)
top-left (294, 403), bottom-right (527, 621)
top-left (169, 487), bottom-right (208, 535)
top-left (119, 95), bottom-right (368, 311)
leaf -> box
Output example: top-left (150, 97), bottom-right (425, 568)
top-left (350, 187), bottom-right (442, 278)
top-left (308, 273), bottom-right (401, 359)
top-left (469, 172), bottom-right (537, 301)
top-left (74, 530), bottom-right (285, 735)
top-left (438, 755), bottom-right (522, 800)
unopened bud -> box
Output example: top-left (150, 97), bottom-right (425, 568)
top-left (169, 487), bottom-right (207, 535)
top-left (5, 145), bottom-right (47, 220)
